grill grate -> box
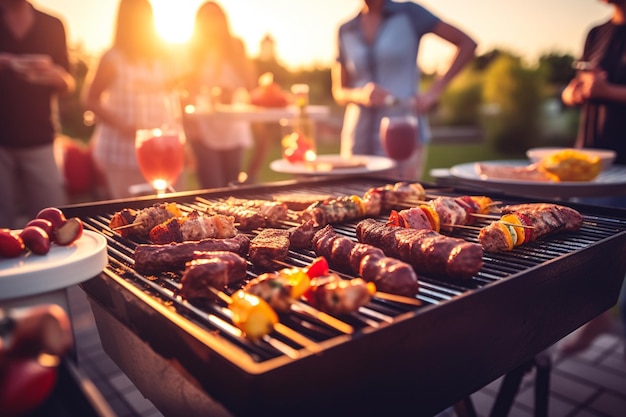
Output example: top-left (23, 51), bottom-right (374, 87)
top-left (76, 178), bottom-right (626, 364)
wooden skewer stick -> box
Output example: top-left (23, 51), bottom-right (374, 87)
top-left (374, 292), bottom-right (422, 306)
top-left (208, 287), bottom-right (321, 352)
top-left (468, 213), bottom-right (536, 229)
top-left (291, 301), bottom-right (354, 334)
top-left (111, 222), bottom-right (143, 231)
top-left (469, 213), bottom-right (502, 220)
top-left (441, 223), bottom-right (482, 231)
top-left (273, 259), bottom-right (422, 308)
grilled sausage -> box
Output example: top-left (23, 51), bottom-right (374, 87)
top-left (356, 219), bottom-right (483, 279)
top-left (312, 225), bottom-right (419, 297)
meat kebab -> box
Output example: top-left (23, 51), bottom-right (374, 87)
top-left (478, 203), bottom-right (584, 252)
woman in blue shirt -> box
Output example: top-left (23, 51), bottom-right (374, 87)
top-left (332, 0), bottom-right (476, 180)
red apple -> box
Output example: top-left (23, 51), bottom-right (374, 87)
top-left (19, 226), bottom-right (51, 255)
top-left (0, 230), bottom-right (25, 258)
top-left (36, 207), bottom-right (67, 230)
top-left (54, 217), bottom-right (83, 246)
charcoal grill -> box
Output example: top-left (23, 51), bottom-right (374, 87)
top-left (63, 176), bottom-right (626, 417)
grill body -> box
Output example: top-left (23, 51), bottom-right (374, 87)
top-left (63, 176), bottom-right (626, 417)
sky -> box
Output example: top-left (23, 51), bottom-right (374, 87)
top-left (32, 0), bottom-right (615, 72)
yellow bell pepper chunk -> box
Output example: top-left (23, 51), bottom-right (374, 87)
top-left (495, 222), bottom-right (515, 251)
top-left (280, 267), bottom-right (311, 299)
top-left (472, 196), bottom-right (495, 214)
top-left (420, 205), bottom-right (440, 232)
top-left (350, 195), bottom-right (366, 216)
top-left (501, 214), bottom-right (525, 246)
top-left (229, 290), bottom-right (278, 341)
top-left (165, 202), bottom-right (182, 217)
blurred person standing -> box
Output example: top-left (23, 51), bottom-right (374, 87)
top-left (559, 0), bottom-right (626, 356)
top-left (0, 0), bottom-right (75, 228)
top-left (332, 0), bottom-right (476, 180)
top-left (183, 1), bottom-right (256, 189)
top-left (82, 0), bottom-right (184, 199)
top-left (562, 0), bottom-right (626, 167)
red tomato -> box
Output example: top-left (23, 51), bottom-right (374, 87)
top-left (0, 357), bottom-right (58, 417)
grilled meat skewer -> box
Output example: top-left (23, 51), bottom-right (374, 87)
top-left (224, 197), bottom-right (289, 225)
top-left (356, 219), bottom-right (483, 279)
top-left (303, 274), bottom-right (375, 315)
top-left (149, 211), bottom-right (237, 244)
top-left (109, 202), bottom-right (181, 238)
top-left (478, 203), bottom-right (583, 252)
top-left (134, 234), bottom-right (250, 274)
top-left (180, 251), bottom-right (248, 301)
top-left (298, 182), bottom-right (427, 228)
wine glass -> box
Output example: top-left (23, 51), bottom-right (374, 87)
top-left (379, 114), bottom-right (418, 161)
top-left (135, 126), bottom-right (186, 197)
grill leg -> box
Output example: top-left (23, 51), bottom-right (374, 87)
top-left (488, 361), bottom-right (530, 417)
top-left (533, 351), bottom-right (551, 417)
top-left (478, 352), bottom-right (551, 417)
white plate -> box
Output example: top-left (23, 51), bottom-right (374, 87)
top-left (0, 230), bottom-right (108, 300)
top-left (270, 154), bottom-right (396, 176)
top-left (526, 147), bottom-right (616, 169)
top-left (449, 160), bottom-right (626, 199)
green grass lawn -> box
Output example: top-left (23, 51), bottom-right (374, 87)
top-left (241, 136), bottom-right (522, 185)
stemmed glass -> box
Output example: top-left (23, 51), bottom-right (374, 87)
top-left (135, 125), bottom-right (185, 197)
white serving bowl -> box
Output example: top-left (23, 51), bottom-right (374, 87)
top-left (526, 147), bottom-right (616, 170)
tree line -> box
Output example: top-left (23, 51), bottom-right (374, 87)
top-left (58, 46), bottom-right (579, 154)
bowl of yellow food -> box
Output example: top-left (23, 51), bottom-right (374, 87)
top-left (526, 147), bottom-right (615, 181)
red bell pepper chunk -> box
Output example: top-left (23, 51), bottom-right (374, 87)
top-left (305, 256), bottom-right (329, 278)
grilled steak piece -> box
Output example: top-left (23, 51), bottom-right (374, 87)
top-left (249, 228), bottom-right (291, 271)
top-left (312, 225), bottom-right (419, 296)
top-left (356, 219), bottom-right (483, 279)
top-left (288, 219), bottom-right (318, 250)
top-left (134, 234), bottom-right (250, 274)
top-left (180, 251), bottom-right (248, 301)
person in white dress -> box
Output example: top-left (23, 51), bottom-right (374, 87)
top-left (82, 0), bottom-right (184, 199)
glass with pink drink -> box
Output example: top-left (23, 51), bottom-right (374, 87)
top-left (379, 114), bottom-right (418, 161)
top-left (135, 126), bottom-right (185, 196)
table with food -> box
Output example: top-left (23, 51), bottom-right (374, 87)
top-left (433, 147), bottom-right (626, 199)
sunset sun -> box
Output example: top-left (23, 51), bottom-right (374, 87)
top-left (151, 0), bottom-right (197, 44)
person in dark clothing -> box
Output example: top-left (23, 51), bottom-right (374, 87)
top-left (559, 0), bottom-right (626, 357)
top-left (562, 0), bottom-right (626, 165)
top-left (0, 0), bottom-right (75, 228)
